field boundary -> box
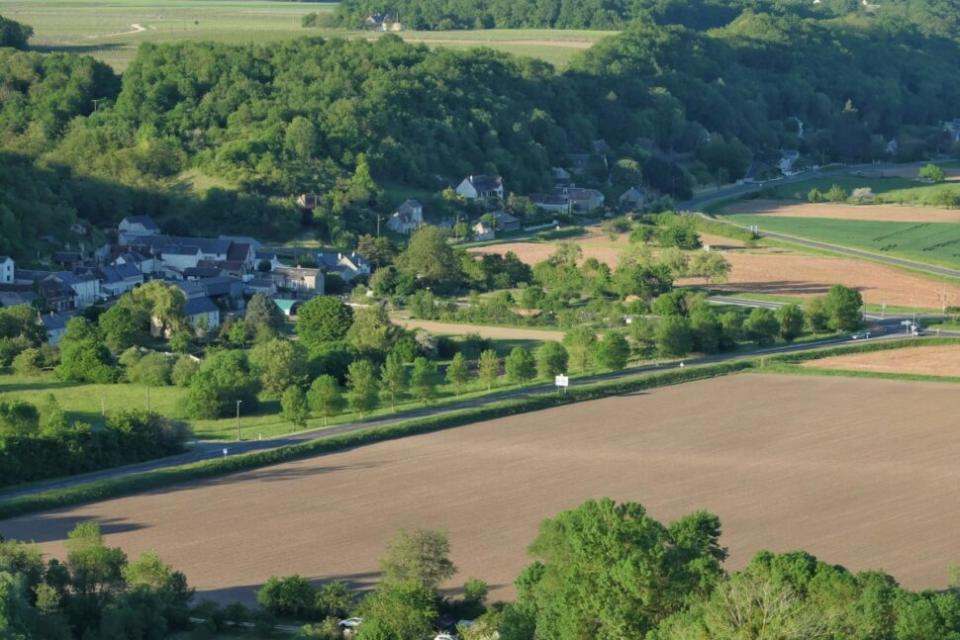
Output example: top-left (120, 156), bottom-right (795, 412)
top-left (0, 360), bottom-right (751, 521)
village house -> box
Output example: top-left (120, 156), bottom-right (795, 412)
top-left (565, 188), bottom-right (606, 214)
top-left (118, 216), bottom-right (160, 245)
top-left (184, 296), bottom-right (221, 332)
top-left (472, 221), bottom-right (495, 241)
top-left (387, 199), bottom-right (424, 235)
top-left (50, 270), bottom-right (101, 307)
top-left (97, 263), bottom-right (144, 297)
top-left (490, 210), bottom-right (521, 232)
top-left (159, 245), bottom-right (203, 277)
top-left (317, 251), bottom-right (371, 282)
top-left (619, 187), bottom-right (647, 211)
top-left (456, 175), bottom-right (505, 201)
top-left (530, 193), bottom-right (571, 214)
top-left (0, 256), bottom-right (13, 284)
top-left (41, 311), bottom-right (75, 346)
top-left (271, 266), bottom-right (325, 296)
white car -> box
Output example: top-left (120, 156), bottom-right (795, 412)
top-left (434, 635), bottom-right (459, 640)
top-left (339, 617), bottom-right (364, 630)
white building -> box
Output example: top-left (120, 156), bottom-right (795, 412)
top-left (118, 216), bottom-right (160, 245)
top-left (184, 296), bottom-right (221, 332)
top-left (456, 175), bottom-right (504, 201)
top-left (0, 256), bottom-right (13, 284)
top-left (387, 199), bottom-right (425, 235)
top-left (98, 263), bottom-right (144, 297)
top-left (472, 221), bottom-right (495, 241)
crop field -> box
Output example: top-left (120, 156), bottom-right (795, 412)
top-left (2, 0), bottom-right (606, 70)
top-left (802, 344), bottom-right (960, 377)
top-left (724, 213), bottom-right (960, 269)
top-left (6, 373), bottom-right (960, 603)
top-left (725, 199), bottom-right (960, 224)
top-left (474, 232), bottom-right (960, 308)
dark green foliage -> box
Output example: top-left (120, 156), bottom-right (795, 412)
top-left (185, 350), bottom-right (259, 419)
top-left (505, 346), bottom-right (537, 382)
top-left (743, 307), bottom-right (779, 345)
top-left (410, 357), bottom-right (440, 402)
top-left (535, 341), bottom-right (569, 379)
top-left (0, 408), bottom-right (190, 488)
top-left (258, 575), bottom-right (317, 618)
top-left (0, 523), bottom-right (193, 639)
top-left (0, 15), bottom-right (32, 49)
top-left (824, 284), bottom-right (864, 331)
top-left (776, 303), bottom-right (805, 340)
top-left (245, 293), bottom-right (286, 334)
top-left (55, 318), bottom-right (117, 384)
top-left (516, 499), bottom-right (726, 638)
top-left (297, 297), bottom-right (354, 348)
top-left (655, 315), bottom-right (693, 356)
top-left (596, 331), bottom-right (630, 370)
top-left (281, 386), bottom-right (310, 428)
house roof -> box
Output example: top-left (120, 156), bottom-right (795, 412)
top-left (15, 269), bottom-right (51, 283)
top-left (226, 242), bottom-right (251, 262)
top-left (254, 250), bottom-right (277, 261)
top-left (492, 211), bottom-right (519, 224)
top-left (98, 263), bottom-right (142, 284)
top-left (174, 281), bottom-right (206, 299)
top-left (53, 270), bottom-right (98, 285)
top-left (183, 266), bottom-right (222, 279)
top-left (200, 276), bottom-right (241, 298)
top-left (246, 278), bottom-right (275, 289)
top-left (620, 186), bottom-right (645, 200)
top-left (120, 215), bottom-right (160, 231)
top-left (162, 244), bottom-right (202, 257)
top-left (397, 199), bottom-right (422, 216)
top-left (184, 296), bottom-right (219, 317)
top-left (531, 194), bottom-right (569, 206)
top-left (0, 256), bottom-right (11, 263)
top-left (53, 251), bottom-right (81, 262)
top-left (465, 175), bottom-right (502, 192)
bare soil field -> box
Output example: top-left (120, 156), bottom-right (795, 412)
top-left (723, 199), bottom-right (960, 223)
top-left (682, 250), bottom-right (960, 307)
top-left (803, 344), bottom-right (960, 377)
top-left (6, 374), bottom-right (960, 604)
top-left (474, 235), bottom-right (960, 307)
top-left (396, 318), bottom-right (563, 342)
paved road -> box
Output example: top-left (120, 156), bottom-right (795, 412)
top-left (0, 328), bottom-right (920, 502)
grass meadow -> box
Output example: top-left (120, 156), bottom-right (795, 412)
top-left (3, 0), bottom-right (607, 70)
top-left (725, 214), bottom-right (960, 268)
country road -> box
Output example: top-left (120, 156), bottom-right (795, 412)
top-left (0, 328), bottom-right (928, 503)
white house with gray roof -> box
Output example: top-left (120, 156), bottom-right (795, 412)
top-left (456, 175), bottom-right (504, 201)
top-left (0, 256), bottom-right (13, 284)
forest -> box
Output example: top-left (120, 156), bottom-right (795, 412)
top-left (334, 0), bottom-right (960, 33)
top-left (2, 3), bottom-right (960, 259)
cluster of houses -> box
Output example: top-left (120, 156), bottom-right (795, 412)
top-left (0, 216), bottom-right (372, 345)
top-left (385, 172), bottom-right (646, 240)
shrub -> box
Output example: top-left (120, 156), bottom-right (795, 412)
top-left (536, 342), bottom-right (569, 379)
top-left (171, 355), bottom-right (200, 387)
top-left (128, 352), bottom-right (173, 386)
top-left (257, 575), bottom-right (316, 618)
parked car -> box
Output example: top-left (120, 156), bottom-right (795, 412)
top-left (339, 617), bottom-right (363, 630)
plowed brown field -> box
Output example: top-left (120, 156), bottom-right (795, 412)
top-left (6, 374), bottom-right (960, 604)
top-left (723, 199), bottom-right (960, 223)
top-left (803, 344), bottom-right (960, 377)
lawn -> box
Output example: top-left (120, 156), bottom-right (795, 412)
top-left (725, 214), bottom-right (960, 268)
top-left (4, 0), bottom-right (607, 70)
top-left (758, 174), bottom-right (960, 207)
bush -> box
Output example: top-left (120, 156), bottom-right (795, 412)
top-left (257, 575), bottom-right (316, 618)
top-left (171, 355), bottom-right (200, 387)
top-left (536, 342), bottom-right (569, 379)
top-left (596, 332), bottom-right (630, 370)
top-left (12, 347), bottom-right (43, 376)
top-left (128, 352), bottom-right (173, 386)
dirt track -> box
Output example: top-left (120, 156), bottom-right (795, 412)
top-left (6, 374), bottom-right (960, 604)
top-left (724, 199), bottom-right (960, 223)
top-left (805, 344), bottom-right (960, 377)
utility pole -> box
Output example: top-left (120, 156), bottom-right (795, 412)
top-left (91, 98), bottom-right (106, 112)
top-left (236, 400), bottom-right (243, 442)
top-left (376, 214), bottom-right (383, 237)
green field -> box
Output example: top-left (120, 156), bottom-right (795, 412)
top-left (758, 174), bottom-right (960, 207)
top-left (725, 214), bottom-right (960, 268)
top-left (2, 0), bottom-right (606, 70)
